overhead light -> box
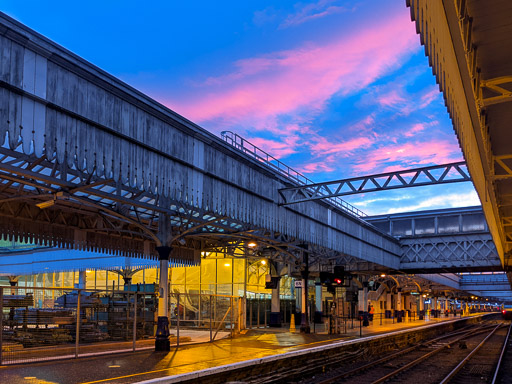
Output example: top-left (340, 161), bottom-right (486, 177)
top-left (380, 274), bottom-right (386, 277)
top-left (247, 241), bottom-right (257, 248)
top-left (224, 263), bottom-right (230, 267)
top-left (260, 260), bottom-right (266, 265)
top-left (36, 199), bottom-right (55, 209)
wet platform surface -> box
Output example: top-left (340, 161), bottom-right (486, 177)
top-left (0, 313), bottom-right (488, 384)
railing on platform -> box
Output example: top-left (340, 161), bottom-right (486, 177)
top-left (220, 131), bottom-right (367, 217)
top-left (0, 286), bottom-right (241, 365)
top-left (169, 292), bottom-right (243, 344)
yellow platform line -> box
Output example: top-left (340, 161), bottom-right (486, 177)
top-left (80, 337), bottom-right (348, 384)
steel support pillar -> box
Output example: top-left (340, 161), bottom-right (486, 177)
top-left (396, 288), bottom-right (402, 323)
top-left (358, 282), bottom-right (369, 326)
top-left (78, 270), bottom-right (86, 289)
top-left (386, 292), bottom-right (392, 318)
top-left (314, 281), bottom-right (322, 323)
top-left (269, 276), bottom-right (281, 327)
top-left (300, 246), bottom-right (310, 333)
top-left (155, 246), bottom-right (171, 351)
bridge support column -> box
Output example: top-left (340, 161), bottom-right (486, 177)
top-left (358, 282), bottom-right (369, 326)
top-left (396, 289), bottom-right (402, 323)
top-left (300, 246), bottom-right (310, 333)
top-left (155, 246), bottom-right (171, 351)
top-left (8, 276), bottom-right (19, 295)
top-left (314, 280), bottom-right (322, 324)
top-left (386, 292), bottom-right (392, 318)
top-left (419, 295), bottom-right (425, 320)
top-left (269, 277), bottom-right (281, 327)
top-left (77, 270), bottom-right (87, 289)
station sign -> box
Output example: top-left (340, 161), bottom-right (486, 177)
top-left (294, 280), bottom-right (303, 288)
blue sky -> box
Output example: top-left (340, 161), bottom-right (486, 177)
top-left (2, 0), bottom-right (480, 215)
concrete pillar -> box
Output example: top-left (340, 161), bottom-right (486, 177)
top-left (269, 277), bottom-right (281, 327)
top-left (155, 246), bottom-right (171, 351)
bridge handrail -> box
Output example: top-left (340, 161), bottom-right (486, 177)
top-left (220, 131), bottom-right (366, 217)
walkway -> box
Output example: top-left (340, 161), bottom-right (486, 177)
top-left (0, 313), bottom-right (489, 384)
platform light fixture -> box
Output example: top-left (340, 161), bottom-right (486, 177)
top-left (380, 274), bottom-right (386, 277)
top-left (260, 260), bottom-right (266, 265)
top-left (247, 241), bottom-right (257, 248)
top-left (36, 199), bottom-right (55, 209)
top-left (224, 263), bottom-right (230, 267)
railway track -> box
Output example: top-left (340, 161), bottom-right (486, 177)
top-left (492, 322), bottom-right (512, 384)
top-left (240, 320), bottom-right (511, 384)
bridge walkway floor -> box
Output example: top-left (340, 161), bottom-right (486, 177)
top-left (0, 313), bottom-right (490, 384)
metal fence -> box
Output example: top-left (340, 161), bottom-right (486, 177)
top-left (0, 286), bottom-right (242, 365)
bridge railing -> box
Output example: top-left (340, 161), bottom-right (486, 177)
top-left (220, 131), bottom-right (366, 217)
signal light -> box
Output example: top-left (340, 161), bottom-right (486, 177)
top-left (334, 278), bottom-right (342, 285)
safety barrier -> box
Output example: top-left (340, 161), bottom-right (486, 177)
top-left (0, 286), bottom-right (241, 364)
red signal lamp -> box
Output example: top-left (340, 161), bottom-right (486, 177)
top-left (334, 278), bottom-right (342, 284)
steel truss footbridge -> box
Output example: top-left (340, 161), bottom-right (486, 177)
top-left (0, 12), bottom-right (401, 275)
top-left (0, 11), bottom-right (509, 303)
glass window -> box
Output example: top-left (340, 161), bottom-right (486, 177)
top-left (438, 215), bottom-right (460, 233)
top-left (462, 214), bottom-right (486, 232)
top-left (414, 218), bottom-right (435, 235)
top-left (392, 219), bottom-right (412, 236)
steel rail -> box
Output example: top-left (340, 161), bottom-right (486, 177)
top-left (315, 324), bottom-right (490, 384)
top-left (439, 323), bottom-right (502, 384)
top-left (369, 325), bottom-right (499, 384)
top-left (491, 322), bottom-right (511, 384)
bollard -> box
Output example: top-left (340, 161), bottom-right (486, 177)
top-left (289, 313), bottom-right (296, 333)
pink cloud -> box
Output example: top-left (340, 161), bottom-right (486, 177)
top-left (351, 140), bottom-right (463, 174)
top-left (310, 136), bottom-right (373, 155)
top-left (281, 1), bottom-right (348, 28)
top-left (419, 86), bottom-right (440, 108)
top-left (247, 135), bottom-right (300, 159)
top-left (300, 161), bottom-right (336, 174)
top-left (404, 123), bottom-right (425, 138)
top-left (164, 9), bottom-right (418, 134)
top-left (378, 90), bottom-right (406, 108)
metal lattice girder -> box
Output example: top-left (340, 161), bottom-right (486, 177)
top-left (279, 162), bottom-right (471, 206)
top-left (399, 233), bottom-right (501, 273)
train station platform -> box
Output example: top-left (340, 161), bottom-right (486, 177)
top-left (0, 313), bottom-right (494, 384)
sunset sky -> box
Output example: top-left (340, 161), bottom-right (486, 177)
top-left (2, 0), bottom-right (481, 215)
